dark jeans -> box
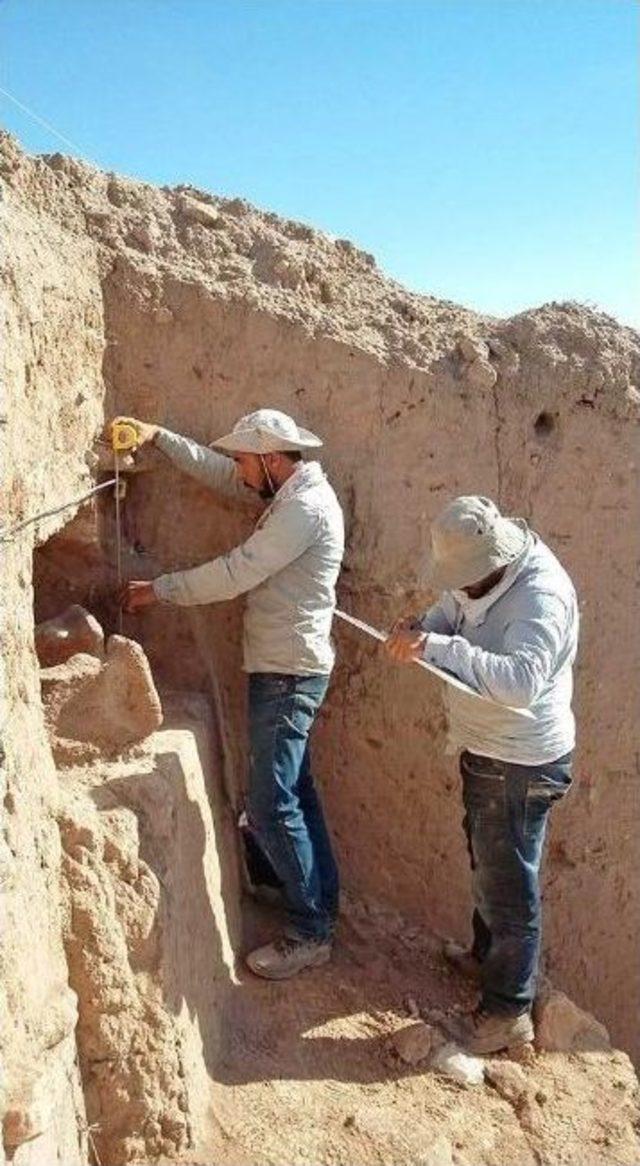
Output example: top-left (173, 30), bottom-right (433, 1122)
top-left (246, 672), bottom-right (339, 942)
top-left (460, 749), bottom-right (573, 1015)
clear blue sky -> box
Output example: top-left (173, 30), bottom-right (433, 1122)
top-left (1, 0), bottom-right (637, 326)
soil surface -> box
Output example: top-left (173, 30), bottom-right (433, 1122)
top-left (153, 894), bottom-right (639, 1166)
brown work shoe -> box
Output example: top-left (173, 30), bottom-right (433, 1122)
top-left (246, 934), bottom-right (332, 980)
top-left (442, 939), bottom-right (482, 983)
top-left (453, 1007), bottom-right (534, 1055)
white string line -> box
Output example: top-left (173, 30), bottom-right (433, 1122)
top-left (0, 478), bottom-right (116, 543)
top-left (0, 83), bottom-right (97, 165)
top-left (114, 458), bottom-right (124, 633)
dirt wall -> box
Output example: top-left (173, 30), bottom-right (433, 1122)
top-left (54, 695), bottom-right (242, 1164)
top-left (2, 123), bottom-right (639, 1145)
top-left (1, 138), bottom-right (105, 1162)
top-left (96, 280), bottom-right (640, 1061)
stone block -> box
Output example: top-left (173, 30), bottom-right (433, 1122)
top-left (41, 635), bottom-right (162, 752)
top-left (390, 1020), bottom-right (440, 1065)
top-left (534, 987), bottom-right (611, 1052)
top-left (35, 604), bottom-right (104, 668)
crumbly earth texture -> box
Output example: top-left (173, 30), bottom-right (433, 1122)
top-left (1, 128), bottom-right (639, 1165)
top-left (148, 894), bottom-right (640, 1166)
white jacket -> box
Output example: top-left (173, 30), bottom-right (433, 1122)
top-left (152, 428), bottom-right (345, 675)
top-left (420, 534), bottom-right (578, 764)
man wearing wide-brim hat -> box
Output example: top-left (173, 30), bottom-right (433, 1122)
top-left (385, 495), bottom-right (579, 1054)
top-left (116, 408), bottom-right (344, 979)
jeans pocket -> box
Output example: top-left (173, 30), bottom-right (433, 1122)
top-left (284, 691), bottom-right (320, 740)
top-left (462, 751), bottom-right (506, 780)
top-left (526, 769), bottom-right (572, 803)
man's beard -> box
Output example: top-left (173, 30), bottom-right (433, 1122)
top-left (246, 474), bottom-right (274, 501)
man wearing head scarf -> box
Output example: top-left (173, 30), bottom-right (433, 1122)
top-left (114, 409), bottom-right (344, 980)
top-left (385, 496), bottom-right (578, 1054)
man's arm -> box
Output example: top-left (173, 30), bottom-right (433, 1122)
top-left (111, 416), bottom-right (255, 503)
top-left (422, 592), bottom-right (570, 708)
top-left (416, 599), bottom-right (456, 636)
top-left (153, 428), bottom-right (255, 503)
top-left (384, 598), bottom-right (454, 661)
top-left (152, 500), bottom-right (319, 607)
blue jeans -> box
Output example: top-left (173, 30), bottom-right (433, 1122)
top-left (460, 749), bottom-right (573, 1015)
top-left (246, 673), bottom-right (339, 942)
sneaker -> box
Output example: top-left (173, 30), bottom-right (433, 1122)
top-left (246, 934), bottom-right (332, 980)
top-left (452, 1007), bottom-right (534, 1055)
top-left (442, 940), bottom-right (482, 983)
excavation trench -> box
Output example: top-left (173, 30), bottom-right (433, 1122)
top-left (28, 436), bottom-right (640, 1166)
top-left (3, 135), bottom-right (640, 1166)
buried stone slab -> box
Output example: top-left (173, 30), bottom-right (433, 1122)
top-left (347, 1106), bottom-right (454, 1166)
top-left (41, 635), bottom-right (163, 753)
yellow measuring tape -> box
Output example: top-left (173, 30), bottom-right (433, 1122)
top-left (111, 422), bottom-right (139, 631)
top-left (111, 421), bottom-right (138, 454)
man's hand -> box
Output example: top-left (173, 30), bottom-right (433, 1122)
top-left (110, 416), bottom-right (159, 447)
top-left (120, 580), bottom-right (158, 613)
top-left (384, 617), bottom-right (428, 664)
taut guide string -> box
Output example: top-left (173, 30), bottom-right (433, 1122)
top-left (0, 478), bottom-right (117, 543)
top-left (0, 83), bottom-right (98, 166)
top-left (114, 455), bottom-right (124, 634)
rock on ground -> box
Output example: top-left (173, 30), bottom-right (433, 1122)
top-left (485, 1059), bottom-right (530, 1104)
top-left (389, 1020), bottom-right (442, 1065)
top-left (34, 603), bottom-right (105, 667)
top-left (534, 987), bottom-right (612, 1052)
top-left (41, 634), bottom-right (163, 752)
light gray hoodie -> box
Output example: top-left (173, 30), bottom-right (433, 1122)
top-left (419, 534), bottom-right (579, 764)
top-left (152, 428), bottom-right (344, 675)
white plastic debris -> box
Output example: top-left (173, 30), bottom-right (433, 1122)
top-left (430, 1041), bottom-right (485, 1086)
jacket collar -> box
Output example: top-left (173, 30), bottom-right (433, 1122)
top-left (255, 461), bottom-right (325, 528)
top-left (272, 460), bottom-right (325, 504)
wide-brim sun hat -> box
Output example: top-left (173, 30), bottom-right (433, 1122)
top-left (426, 495), bottom-right (529, 591)
top-left (212, 408), bottom-right (323, 454)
